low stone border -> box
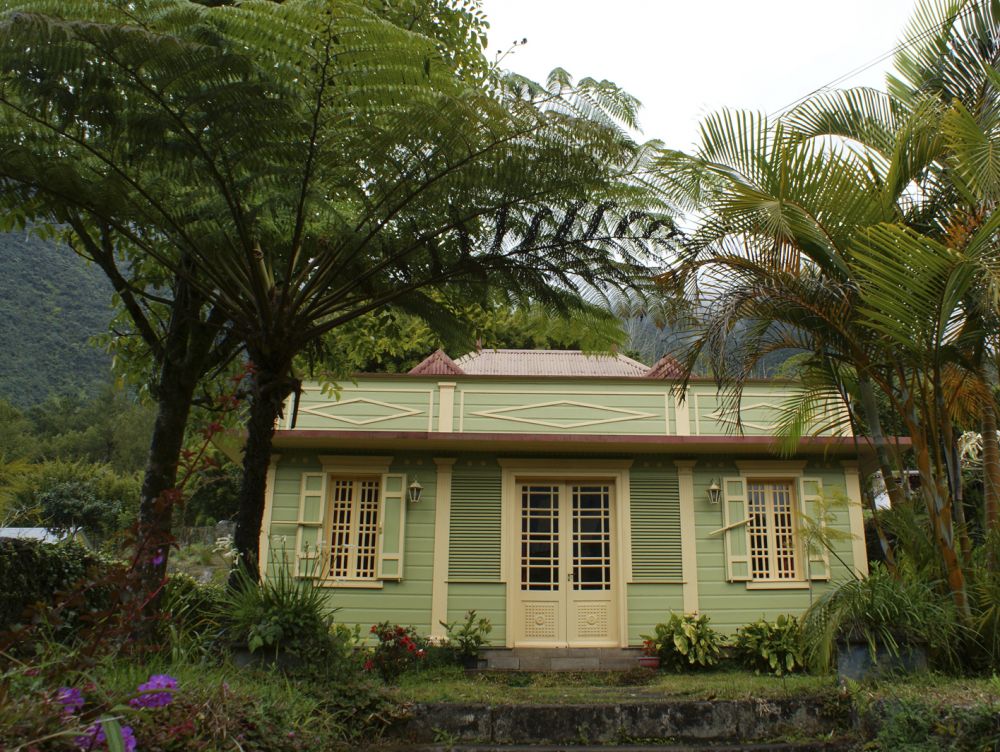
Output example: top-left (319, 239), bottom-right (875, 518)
top-left (388, 697), bottom-right (849, 745)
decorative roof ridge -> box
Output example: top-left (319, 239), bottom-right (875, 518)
top-left (408, 349), bottom-right (464, 375)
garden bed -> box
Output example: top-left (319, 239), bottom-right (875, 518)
top-left (393, 667), bottom-right (838, 705)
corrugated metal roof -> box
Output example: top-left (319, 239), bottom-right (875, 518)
top-left (453, 349), bottom-right (650, 377)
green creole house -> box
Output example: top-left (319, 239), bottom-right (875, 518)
top-left (262, 349), bottom-right (869, 649)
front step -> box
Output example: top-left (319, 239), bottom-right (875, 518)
top-left (480, 647), bottom-right (642, 671)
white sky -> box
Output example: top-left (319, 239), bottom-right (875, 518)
top-left (481, 0), bottom-right (919, 152)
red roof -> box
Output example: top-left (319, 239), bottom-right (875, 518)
top-left (645, 355), bottom-right (685, 379)
top-left (408, 349), bottom-right (464, 376)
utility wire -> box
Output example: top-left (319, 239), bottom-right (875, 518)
top-left (768, 1), bottom-right (976, 118)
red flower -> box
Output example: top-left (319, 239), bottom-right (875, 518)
top-left (370, 625), bottom-right (378, 634)
top-left (363, 659), bottom-right (373, 671)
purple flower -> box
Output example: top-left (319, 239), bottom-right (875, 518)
top-left (129, 673), bottom-right (177, 708)
top-left (119, 725), bottom-right (137, 752)
top-left (75, 723), bottom-right (136, 752)
top-left (75, 723), bottom-right (105, 750)
top-left (151, 549), bottom-right (165, 567)
top-left (57, 686), bottom-right (85, 714)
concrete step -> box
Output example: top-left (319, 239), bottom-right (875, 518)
top-left (480, 647), bottom-right (642, 671)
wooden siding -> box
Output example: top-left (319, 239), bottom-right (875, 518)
top-left (627, 584), bottom-right (684, 645)
top-left (266, 453), bottom-right (862, 645)
top-left (283, 378), bottom-right (841, 439)
top-left (447, 583), bottom-right (507, 644)
top-left (266, 454), bottom-right (437, 634)
top-left (693, 462), bottom-right (856, 632)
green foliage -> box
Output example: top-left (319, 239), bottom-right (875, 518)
top-left (316, 296), bottom-right (630, 376)
top-left (160, 572), bottom-right (226, 653)
top-left (801, 564), bottom-right (960, 674)
top-left (0, 232), bottom-right (113, 406)
top-left (0, 538), bottom-right (100, 629)
top-left (642, 613), bottom-right (725, 672)
top-left (220, 566), bottom-right (338, 660)
top-left (181, 466), bottom-right (241, 527)
top-left (860, 695), bottom-right (1000, 751)
top-left (733, 615), bottom-right (806, 676)
top-left (368, 622), bottom-right (428, 682)
top-left (439, 609), bottom-right (492, 660)
top-left (7, 460), bottom-right (141, 541)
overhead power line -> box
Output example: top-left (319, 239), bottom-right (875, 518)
top-left (768, 1), bottom-right (976, 119)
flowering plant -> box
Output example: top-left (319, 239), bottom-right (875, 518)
top-left (365, 622), bottom-right (426, 682)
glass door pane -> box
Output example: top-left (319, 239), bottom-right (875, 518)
top-left (571, 484), bottom-right (611, 591)
top-left (520, 484), bottom-right (560, 591)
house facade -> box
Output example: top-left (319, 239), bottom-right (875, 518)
top-left (262, 349), bottom-right (868, 648)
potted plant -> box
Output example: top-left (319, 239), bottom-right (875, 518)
top-left (637, 639), bottom-right (660, 669)
top-left (641, 613), bottom-right (725, 672)
top-left (801, 564), bottom-right (955, 680)
top-left (440, 609), bottom-right (492, 669)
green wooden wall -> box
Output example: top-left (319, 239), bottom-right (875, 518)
top-left (267, 452), bottom-right (861, 644)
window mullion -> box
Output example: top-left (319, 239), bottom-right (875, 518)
top-left (347, 480), bottom-right (363, 578)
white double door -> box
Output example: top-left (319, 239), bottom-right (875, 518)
top-left (512, 481), bottom-right (619, 647)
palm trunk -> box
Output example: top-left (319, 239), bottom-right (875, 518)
top-left (857, 375), bottom-right (900, 569)
top-left (982, 393), bottom-right (1000, 532)
top-left (232, 361), bottom-right (298, 582)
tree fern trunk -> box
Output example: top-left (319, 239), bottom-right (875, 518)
top-left (232, 360), bottom-right (298, 583)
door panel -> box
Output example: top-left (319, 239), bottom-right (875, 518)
top-left (513, 481), bottom-right (618, 646)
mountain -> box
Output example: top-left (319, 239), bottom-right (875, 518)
top-left (0, 231), bottom-right (113, 405)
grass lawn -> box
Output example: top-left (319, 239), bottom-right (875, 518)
top-left (394, 666), bottom-right (838, 704)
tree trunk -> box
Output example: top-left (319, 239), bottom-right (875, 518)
top-left (857, 375), bottom-right (901, 570)
top-left (232, 361), bottom-right (298, 583)
top-left (136, 357), bottom-right (198, 597)
top-left (982, 394), bottom-right (1000, 532)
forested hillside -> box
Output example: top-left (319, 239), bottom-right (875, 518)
top-left (0, 231), bottom-right (113, 405)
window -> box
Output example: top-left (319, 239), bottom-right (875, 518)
top-left (328, 477), bottom-right (381, 580)
top-left (746, 480), bottom-right (799, 581)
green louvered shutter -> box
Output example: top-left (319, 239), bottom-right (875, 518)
top-left (799, 477), bottom-right (830, 580)
top-left (377, 473), bottom-right (406, 580)
top-left (295, 472), bottom-right (326, 578)
top-left (448, 464), bottom-right (502, 581)
top-left (723, 477), bottom-right (751, 582)
top-left (630, 469), bottom-right (683, 581)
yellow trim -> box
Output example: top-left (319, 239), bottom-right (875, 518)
top-left (318, 580), bottom-right (384, 589)
top-left (258, 455), bottom-right (280, 577)
top-left (430, 458), bottom-right (456, 639)
top-left (674, 460), bottom-right (699, 614)
top-left (841, 460), bottom-right (869, 577)
top-left (745, 580), bottom-right (811, 590)
top-left (673, 394), bottom-right (690, 435)
top-left (437, 383), bottom-right (456, 433)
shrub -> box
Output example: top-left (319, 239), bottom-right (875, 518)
top-left (642, 613), bottom-right (725, 672)
top-left (439, 609), bottom-right (492, 663)
top-left (367, 622), bottom-right (427, 682)
top-left (733, 615), bottom-right (805, 676)
top-left (0, 538), bottom-right (102, 630)
top-left (220, 566), bottom-right (336, 661)
top-left (801, 563), bottom-right (959, 673)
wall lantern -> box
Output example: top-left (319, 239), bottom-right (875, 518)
top-left (408, 479), bottom-right (424, 503)
top-left (706, 479), bottom-right (723, 505)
